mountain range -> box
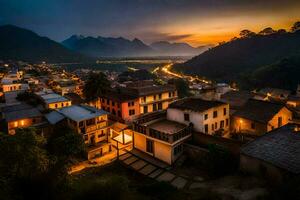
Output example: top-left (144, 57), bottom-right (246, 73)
top-left (62, 35), bottom-right (209, 57)
top-left (174, 30), bottom-right (300, 90)
top-left (0, 25), bottom-right (91, 63)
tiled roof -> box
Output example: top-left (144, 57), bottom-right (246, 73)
top-left (233, 99), bottom-right (286, 123)
top-left (220, 90), bottom-right (254, 109)
top-left (169, 98), bottom-right (227, 112)
top-left (241, 123), bottom-right (300, 174)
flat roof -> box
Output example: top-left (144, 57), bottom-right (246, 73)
top-left (1, 103), bottom-right (42, 121)
top-left (39, 93), bottom-right (69, 104)
top-left (57, 105), bottom-right (109, 122)
top-left (145, 118), bottom-right (187, 135)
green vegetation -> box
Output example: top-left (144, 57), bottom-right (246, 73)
top-left (118, 69), bottom-right (156, 82)
top-left (16, 91), bottom-right (43, 106)
top-left (0, 127), bottom-right (85, 200)
top-left (168, 78), bottom-right (192, 98)
top-left (83, 72), bottom-right (111, 101)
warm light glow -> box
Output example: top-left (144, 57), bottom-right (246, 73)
top-left (14, 121), bottom-right (18, 127)
top-left (239, 119), bottom-right (243, 124)
top-left (20, 120), bottom-right (24, 126)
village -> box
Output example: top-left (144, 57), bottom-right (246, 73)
top-left (0, 60), bottom-right (299, 200)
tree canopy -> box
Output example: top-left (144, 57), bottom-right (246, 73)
top-left (83, 72), bottom-right (111, 101)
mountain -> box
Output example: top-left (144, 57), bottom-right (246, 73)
top-left (174, 31), bottom-right (300, 89)
top-left (150, 41), bottom-right (210, 56)
top-left (62, 35), bottom-right (207, 57)
top-left (62, 35), bottom-right (154, 57)
top-left (248, 54), bottom-right (300, 90)
top-left (0, 25), bottom-right (92, 63)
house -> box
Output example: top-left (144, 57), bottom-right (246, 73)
top-left (132, 111), bottom-right (192, 165)
top-left (98, 81), bottom-right (178, 122)
top-left (0, 103), bottom-right (43, 135)
top-left (255, 88), bottom-right (291, 101)
top-left (125, 81), bottom-right (178, 115)
top-left (220, 90), bottom-right (255, 114)
top-left (240, 123), bottom-right (300, 183)
top-left (45, 104), bottom-right (130, 159)
top-left (232, 99), bottom-right (292, 136)
top-left (99, 90), bottom-right (140, 122)
top-left (168, 98), bottom-right (230, 136)
top-left (36, 91), bottom-right (72, 109)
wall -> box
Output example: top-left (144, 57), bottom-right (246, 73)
top-left (231, 116), bottom-right (267, 136)
top-left (240, 154), bottom-right (284, 184)
top-left (48, 100), bottom-right (72, 109)
top-left (133, 131), bottom-right (173, 164)
top-left (192, 132), bottom-right (243, 155)
top-left (267, 107), bottom-right (292, 132)
top-left (8, 117), bottom-right (43, 135)
top-left (183, 143), bottom-right (209, 161)
top-left (167, 104), bottom-right (230, 135)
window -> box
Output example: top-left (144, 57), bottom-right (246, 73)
top-left (66, 102), bottom-right (69, 106)
top-left (144, 106), bottom-right (148, 113)
top-left (128, 101), bottom-right (134, 107)
top-left (158, 93), bottom-right (162, 99)
top-left (55, 104), bottom-right (58, 108)
top-left (129, 109), bottom-right (135, 116)
top-left (204, 114), bottom-right (208, 120)
top-left (213, 111), bottom-right (218, 118)
top-left (184, 113), bottom-right (190, 121)
top-left (158, 103), bottom-right (162, 110)
top-left (223, 108), bottom-right (227, 116)
top-left (169, 92), bottom-right (172, 97)
top-left (153, 104), bottom-right (157, 111)
top-left (112, 101), bottom-right (115, 106)
top-left (98, 130), bottom-right (105, 137)
top-left (142, 96), bottom-right (146, 103)
top-left (212, 124), bottom-right (214, 131)
top-left (61, 103), bottom-right (64, 107)
top-left (278, 117), bottom-right (282, 127)
top-left (146, 139), bottom-right (154, 153)
top-left (215, 122), bottom-right (218, 129)
top-left (251, 122), bottom-right (255, 129)
top-left (220, 120), bottom-right (224, 128)
top-left (153, 95), bottom-right (157, 100)
top-left (226, 119), bottom-right (229, 126)
top-left (205, 124), bottom-right (209, 133)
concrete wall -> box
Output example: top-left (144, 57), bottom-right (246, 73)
top-left (240, 154), bottom-right (284, 184)
top-left (133, 131), bottom-right (173, 164)
top-left (268, 107), bottom-right (292, 131)
top-left (48, 100), bottom-right (72, 109)
top-left (167, 104), bottom-right (230, 135)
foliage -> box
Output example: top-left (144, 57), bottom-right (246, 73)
top-left (83, 72), bottom-right (111, 101)
top-left (47, 125), bottom-right (86, 160)
top-left (118, 69), bottom-right (156, 82)
top-left (168, 78), bottom-right (192, 98)
top-left (291, 21), bottom-right (300, 32)
top-left (71, 175), bottom-right (129, 200)
top-left (16, 91), bottom-right (42, 106)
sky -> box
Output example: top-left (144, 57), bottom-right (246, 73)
top-left (0, 0), bottom-right (300, 47)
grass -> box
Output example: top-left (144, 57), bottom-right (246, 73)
top-left (67, 161), bottom-right (188, 200)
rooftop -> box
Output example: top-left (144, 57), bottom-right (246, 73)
top-left (126, 83), bottom-right (176, 97)
top-left (56, 104), bottom-right (109, 122)
top-left (144, 118), bottom-right (187, 135)
top-left (1, 103), bottom-right (42, 122)
top-left (241, 123), bottom-right (300, 174)
top-left (220, 90), bottom-right (255, 109)
top-left (233, 99), bottom-right (286, 123)
top-left (169, 98), bottom-right (227, 112)
top-left (39, 93), bottom-right (69, 104)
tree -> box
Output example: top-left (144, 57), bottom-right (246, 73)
top-left (239, 29), bottom-right (256, 38)
top-left (277, 29), bottom-right (287, 34)
top-left (0, 128), bottom-right (50, 200)
top-left (83, 72), bottom-right (111, 102)
top-left (259, 27), bottom-right (276, 35)
top-left (168, 78), bottom-right (191, 98)
top-left (291, 21), bottom-right (300, 32)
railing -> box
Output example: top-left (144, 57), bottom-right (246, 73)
top-left (133, 122), bottom-right (193, 144)
top-left (139, 96), bottom-right (177, 105)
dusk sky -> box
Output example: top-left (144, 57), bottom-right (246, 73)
top-left (0, 0), bottom-right (300, 46)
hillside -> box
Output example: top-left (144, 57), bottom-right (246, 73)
top-left (0, 25), bottom-right (92, 63)
top-left (174, 31), bottom-right (300, 88)
top-left (247, 54), bottom-right (300, 90)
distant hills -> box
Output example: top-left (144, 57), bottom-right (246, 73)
top-left (174, 27), bottom-right (300, 90)
top-left (62, 35), bottom-right (208, 57)
top-left (0, 25), bottom-right (92, 63)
